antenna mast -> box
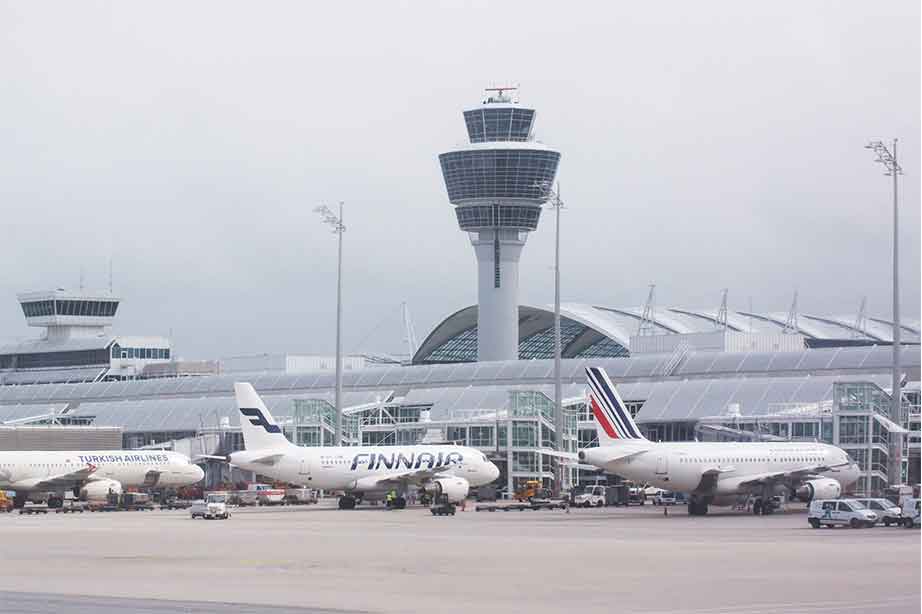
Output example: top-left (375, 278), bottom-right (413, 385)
top-left (638, 284), bottom-right (657, 336)
top-left (716, 289), bottom-right (729, 331)
top-left (783, 291), bottom-right (799, 334)
top-left (402, 302), bottom-right (419, 358)
top-left (852, 297), bottom-right (867, 339)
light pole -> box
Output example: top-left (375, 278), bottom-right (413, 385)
top-left (865, 141), bottom-right (902, 423)
top-left (537, 181), bottom-right (565, 495)
top-left (865, 139), bottom-right (903, 486)
top-left (314, 202), bottom-right (346, 446)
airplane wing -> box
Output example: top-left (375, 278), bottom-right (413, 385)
top-left (733, 461), bottom-right (849, 490)
top-left (357, 468), bottom-right (449, 491)
top-left (11, 465), bottom-right (98, 491)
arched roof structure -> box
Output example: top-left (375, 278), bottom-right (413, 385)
top-left (412, 304), bottom-right (920, 364)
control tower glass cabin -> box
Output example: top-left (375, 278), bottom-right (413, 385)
top-left (438, 88), bottom-right (561, 361)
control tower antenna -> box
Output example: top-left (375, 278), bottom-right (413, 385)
top-left (438, 88), bottom-right (561, 361)
top-left (108, 257), bottom-right (114, 294)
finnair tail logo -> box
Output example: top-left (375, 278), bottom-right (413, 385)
top-left (586, 367), bottom-right (645, 440)
top-left (240, 407), bottom-right (282, 434)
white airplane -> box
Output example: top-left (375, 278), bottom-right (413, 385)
top-left (229, 383), bottom-right (500, 509)
top-left (0, 450), bottom-right (204, 508)
top-left (574, 367), bottom-right (861, 515)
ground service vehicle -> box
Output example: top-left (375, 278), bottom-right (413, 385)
top-left (430, 494), bottom-right (456, 516)
top-left (654, 491), bottom-right (678, 506)
top-left (573, 485), bottom-right (606, 508)
top-left (855, 498), bottom-right (902, 526)
top-left (190, 493), bottom-right (230, 520)
top-left (515, 480), bottom-right (544, 502)
top-left (901, 498), bottom-right (920, 528)
top-left (808, 499), bottom-right (877, 528)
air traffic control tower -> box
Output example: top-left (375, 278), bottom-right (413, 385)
top-left (439, 88), bottom-right (561, 361)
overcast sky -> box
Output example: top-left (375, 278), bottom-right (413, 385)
top-left (0, 1), bottom-right (919, 359)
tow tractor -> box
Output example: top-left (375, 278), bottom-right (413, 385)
top-left (430, 494), bottom-right (456, 516)
top-left (475, 486), bottom-right (569, 512)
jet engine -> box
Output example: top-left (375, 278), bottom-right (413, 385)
top-left (795, 478), bottom-right (841, 502)
top-left (425, 477), bottom-right (470, 502)
top-left (80, 479), bottom-right (123, 502)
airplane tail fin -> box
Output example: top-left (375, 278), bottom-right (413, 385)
top-left (585, 367), bottom-right (649, 446)
top-left (234, 383), bottom-right (294, 451)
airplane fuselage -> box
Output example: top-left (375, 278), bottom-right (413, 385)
top-left (0, 450), bottom-right (204, 492)
top-left (587, 441), bottom-right (860, 496)
top-left (230, 444), bottom-right (499, 492)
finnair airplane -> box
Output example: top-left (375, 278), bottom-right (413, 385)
top-left (230, 383), bottom-right (500, 509)
top-left (575, 367), bottom-right (861, 515)
top-left (0, 450), bottom-right (204, 508)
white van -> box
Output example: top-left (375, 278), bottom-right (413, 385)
top-left (900, 498), bottom-right (920, 528)
top-left (573, 485), bottom-right (606, 508)
top-left (854, 498), bottom-right (903, 526)
top-left (808, 499), bottom-right (877, 529)
top-left (190, 493), bottom-right (230, 520)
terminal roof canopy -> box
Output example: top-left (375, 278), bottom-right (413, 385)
top-left (411, 304), bottom-right (920, 364)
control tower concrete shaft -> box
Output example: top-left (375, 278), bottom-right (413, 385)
top-left (439, 88), bottom-right (561, 361)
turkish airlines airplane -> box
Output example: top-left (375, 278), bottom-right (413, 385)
top-left (0, 450), bottom-right (204, 508)
top-left (576, 367), bottom-right (861, 515)
top-left (230, 383), bottom-right (500, 509)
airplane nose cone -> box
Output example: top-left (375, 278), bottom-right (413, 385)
top-left (488, 462), bottom-right (500, 483)
top-left (193, 465), bottom-right (205, 483)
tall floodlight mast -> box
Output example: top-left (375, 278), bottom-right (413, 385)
top-left (438, 87), bottom-right (561, 361)
top-left (536, 180), bottom-right (566, 494)
top-left (865, 139), bottom-right (903, 426)
top-left (314, 202), bottom-right (346, 445)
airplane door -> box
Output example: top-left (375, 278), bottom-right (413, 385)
top-left (298, 456), bottom-right (311, 481)
top-left (655, 454), bottom-right (668, 475)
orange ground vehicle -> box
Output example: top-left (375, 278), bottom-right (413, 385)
top-left (515, 480), bottom-right (546, 502)
top-left (0, 491), bottom-right (13, 513)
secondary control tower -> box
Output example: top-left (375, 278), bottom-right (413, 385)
top-left (438, 87), bottom-right (561, 361)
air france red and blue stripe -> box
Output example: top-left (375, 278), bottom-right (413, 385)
top-left (586, 367), bottom-right (647, 441)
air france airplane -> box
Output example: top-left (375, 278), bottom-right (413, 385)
top-left (575, 367), bottom-right (861, 515)
top-left (230, 383), bottom-right (500, 509)
top-left (0, 450), bottom-right (204, 508)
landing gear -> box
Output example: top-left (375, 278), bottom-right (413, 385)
top-left (688, 496), bottom-right (709, 516)
top-left (752, 497), bottom-right (776, 516)
top-left (338, 496), bottom-right (357, 510)
top-left (386, 496), bottom-right (407, 510)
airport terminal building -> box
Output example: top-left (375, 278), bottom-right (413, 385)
top-left (0, 288), bottom-right (919, 496)
top-left (1, 91), bottom-right (919, 497)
